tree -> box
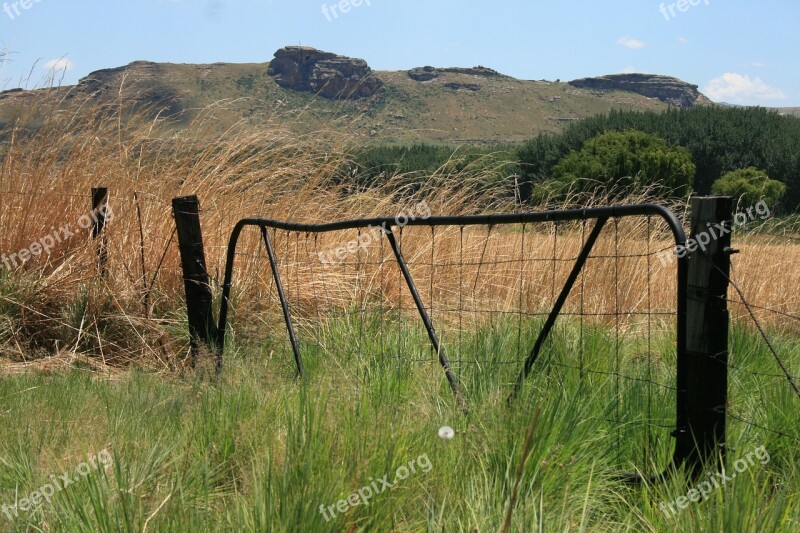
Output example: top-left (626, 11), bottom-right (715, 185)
top-left (711, 167), bottom-right (786, 209)
top-left (516, 107), bottom-right (800, 209)
top-left (548, 130), bottom-right (695, 196)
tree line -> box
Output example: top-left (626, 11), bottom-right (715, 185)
top-left (517, 107), bottom-right (800, 210)
top-left (353, 107), bottom-right (800, 211)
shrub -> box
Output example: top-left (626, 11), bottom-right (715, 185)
top-left (548, 130), bottom-right (695, 197)
top-left (711, 167), bottom-right (787, 210)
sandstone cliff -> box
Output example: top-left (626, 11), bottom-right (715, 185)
top-left (267, 46), bottom-right (383, 100)
top-left (568, 74), bottom-right (711, 108)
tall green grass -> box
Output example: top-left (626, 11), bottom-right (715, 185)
top-left (1, 316), bottom-right (798, 531)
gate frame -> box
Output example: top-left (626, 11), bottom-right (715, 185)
top-left (183, 202), bottom-right (731, 479)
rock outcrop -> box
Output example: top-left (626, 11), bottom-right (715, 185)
top-left (71, 61), bottom-right (184, 117)
top-left (408, 65), bottom-right (503, 82)
top-left (75, 61), bottom-right (163, 96)
top-left (408, 66), bottom-right (439, 82)
top-left (441, 66), bottom-right (502, 77)
top-left (444, 82), bottom-right (481, 92)
top-left (267, 46), bottom-right (383, 100)
top-left (568, 74), bottom-right (710, 108)
top-left (0, 88), bottom-right (25, 98)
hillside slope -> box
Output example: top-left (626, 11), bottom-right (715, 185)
top-left (0, 47), bottom-right (708, 145)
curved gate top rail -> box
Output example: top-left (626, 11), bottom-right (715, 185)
top-left (222, 204), bottom-right (686, 236)
top-left (212, 203), bottom-right (693, 482)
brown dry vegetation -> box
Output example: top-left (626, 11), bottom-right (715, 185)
top-left (0, 93), bottom-right (798, 372)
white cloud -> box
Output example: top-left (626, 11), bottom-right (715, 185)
top-left (620, 66), bottom-right (637, 74)
top-left (676, 36), bottom-right (688, 46)
top-left (616, 37), bottom-right (645, 49)
top-left (44, 58), bottom-right (74, 71)
top-left (704, 73), bottom-right (787, 104)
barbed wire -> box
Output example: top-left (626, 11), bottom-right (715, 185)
top-left (717, 260), bottom-right (800, 400)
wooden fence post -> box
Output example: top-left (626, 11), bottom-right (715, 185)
top-left (677, 196), bottom-right (733, 475)
top-left (91, 187), bottom-right (109, 277)
top-left (172, 195), bottom-right (217, 366)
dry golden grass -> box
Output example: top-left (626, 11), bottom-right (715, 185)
top-left (727, 233), bottom-right (800, 335)
top-left (0, 93), bottom-right (797, 369)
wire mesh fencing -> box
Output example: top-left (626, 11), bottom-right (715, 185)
top-left (214, 206), bottom-right (688, 476)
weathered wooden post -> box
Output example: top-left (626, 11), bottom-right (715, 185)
top-left (676, 196), bottom-right (733, 475)
top-left (172, 195), bottom-right (217, 367)
top-left (91, 187), bottom-right (109, 277)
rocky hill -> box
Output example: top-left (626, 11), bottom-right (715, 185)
top-left (568, 74), bottom-right (712, 109)
top-left (267, 46), bottom-right (383, 100)
top-left (0, 46), bottom-right (716, 145)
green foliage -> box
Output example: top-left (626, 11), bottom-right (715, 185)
top-left (354, 143), bottom-right (463, 181)
top-left (351, 143), bottom-right (518, 188)
top-left (517, 107), bottom-right (800, 209)
top-left (549, 130), bottom-right (695, 196)
top-left (0, 318), bottom-right (797, 530)
top-left (235, 75), bottom-right (256, 92)
top-left (712, 167), bottom-right (787, 209)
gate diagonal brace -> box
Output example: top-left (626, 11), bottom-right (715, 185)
top-left (259, 226), bottom-right (305, 378)
top-left (384, 227), bottom-right (469, 414)
top-left (508, 217), bottom-right (608, 403)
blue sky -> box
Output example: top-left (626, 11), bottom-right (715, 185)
top-left (0, 0), bottom-right (797, 105)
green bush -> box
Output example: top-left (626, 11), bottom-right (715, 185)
top-left (548, 130), bottom-right (695, 197)
top-left (711, 167), bottom-right (787, 209)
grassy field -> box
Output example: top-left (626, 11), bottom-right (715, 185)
top-left (0, 97), bottom-right (799, 531)
top-left (0, 317), bottom-right (798, 531)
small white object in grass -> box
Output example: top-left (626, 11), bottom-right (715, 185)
top-left (438, 426), bottom-right (455, 440)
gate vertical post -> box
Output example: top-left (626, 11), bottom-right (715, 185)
top-left (675, 196), bottom-right (733, 475)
